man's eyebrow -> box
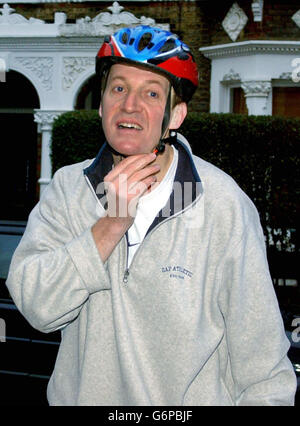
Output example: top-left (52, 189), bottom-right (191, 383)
top-left (109, 75), bottom-right (166, 88)
top-left (109, 75), bottom-right (126, 82)
top-left (145, 80), bottom-right (168, 89)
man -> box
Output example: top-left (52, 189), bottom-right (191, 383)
top-left (6, 26), bottom-right (296, 405)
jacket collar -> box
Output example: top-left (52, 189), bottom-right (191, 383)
top-left (83, 138), bottom-right (203, 220)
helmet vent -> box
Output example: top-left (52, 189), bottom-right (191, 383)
top-left (121, 32), bottom-right (128, 44)
top-left (178, 51), bottom-right (190, 61)
top-left (138, 32), bottom-right (153, 52)
top-left (159, 39), bottom-right (176, 53)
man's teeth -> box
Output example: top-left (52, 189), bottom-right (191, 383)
top-left (118, 123), bottom-right (142, 130)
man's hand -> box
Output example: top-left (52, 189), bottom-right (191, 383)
top-left (92, 152), bottom-right (160, 262)
top-left (104, 151), bottom-right (159, 227)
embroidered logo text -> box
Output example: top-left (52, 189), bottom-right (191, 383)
top-left (162, 265), bottom-right (193, 280)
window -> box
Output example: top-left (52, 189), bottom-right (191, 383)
top-left (232, 87), bottom-right (248, 115)
top-left (272, 87), bottom-right (300, 118)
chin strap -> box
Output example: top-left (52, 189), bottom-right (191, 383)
top-left (154, 130), bottom-right (177, 154)
top-left (153, 86), bottom-right (177, 155)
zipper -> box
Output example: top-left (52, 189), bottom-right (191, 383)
top-left (84, 174), bottom-right (104, 210)
top-left (122, 232), bottom-right (130, 284)
top-left (123, 268), bottom-right (130, 284)
top-left (120, 192), bottom-right (203, 285)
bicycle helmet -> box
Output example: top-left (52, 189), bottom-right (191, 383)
top-left (96, 26), bottom-right (198, 153)
top-left (96, 25), bottom-right (198, 103)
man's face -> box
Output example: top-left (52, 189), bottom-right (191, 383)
top-left (99, 63), bottom-right (170, 156)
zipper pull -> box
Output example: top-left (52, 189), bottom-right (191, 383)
top-left (123, 269), bottom-right (130, 284)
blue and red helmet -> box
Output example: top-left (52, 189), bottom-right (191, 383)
top-left (96, 26), bottom-right (198, 103)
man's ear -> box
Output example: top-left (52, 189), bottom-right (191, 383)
top-left (169, 102), bottom-right (187, 130)
top-left (99, 102), bottom-right (103, 118)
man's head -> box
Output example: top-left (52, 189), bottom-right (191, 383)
top-left (99, 62), bottom-right (187, 156)
top-left (95, 25), bottom-right (198, 156)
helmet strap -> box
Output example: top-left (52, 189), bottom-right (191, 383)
top-left (155, 86), bottom-right (176, 154)
top-left (155, 130), bottom-right (177, 154)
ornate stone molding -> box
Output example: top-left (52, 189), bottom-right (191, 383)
top-left (200, 41), bottom-right (300, 59)
top-left (93, 2), bottom-right (154, 26)
top-left (292, 10), bottom-right (300, 28)
top-left (291, 58), bottom-right (300, 83)
top-left (62, 56), bottom-right (94, 90)
top-left (0, 2), bottom-right (168, 37)
top-left (222, 2), bottom-right (248, 42)
top-left (222, 68), bottom-right (241, 82)
top-left (59, 2), bottom-right (161, 37)
top-left (241, 80), bottom-right (271, 115)
top-left (251, 0), bottom-right (264, 23)
top-left (15, 57), bottom-right (53, 90)
top-left (278, 69), bottom-right (300, 83)
top-left (241, 80), bottom-right (271, 97)
top-left (278, 72), bottom-right (292, 80)
top-left (0, 3), bottom-right (44, 24)
top-left (34, 109), bottom-right (66, 131)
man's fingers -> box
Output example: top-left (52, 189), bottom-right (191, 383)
top-left (127, 175), bottom-right (158, 217)
top-left (127, 163), bottom-right (160, 192)
top-left (105, 152), bottom-right (157, 182)
top-left (104, 162), bottom-right (160, 195)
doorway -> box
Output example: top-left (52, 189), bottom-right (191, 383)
top-left (0, 70), bottom-right (40, 220)
top-left (75, 74), bottom-right (100, 110)
top-left (231, 87), bottom-right (248, 115)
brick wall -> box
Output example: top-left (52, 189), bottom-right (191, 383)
top-left (10, 1), bottom-right (300, 113)
top-left (204, 0), bottom-right (300, 45)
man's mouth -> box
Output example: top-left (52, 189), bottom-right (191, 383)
top-left (117, 122), bottom-right (143, 130)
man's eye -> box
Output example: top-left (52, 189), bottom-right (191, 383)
top-left (114, 86), bottom-right (123, 93)
top-left (149, 91), bottom-right (158, 98)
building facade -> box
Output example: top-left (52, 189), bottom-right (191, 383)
top-left (0, 0), bottom-right (299, 219)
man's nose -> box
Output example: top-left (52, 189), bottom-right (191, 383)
top-left (121, 91), bottom-right (141, 113)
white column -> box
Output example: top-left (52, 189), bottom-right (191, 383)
top-left (241, 80), bottom-right (272, 115)
top-left (34, 110), bottom-right (68, 197)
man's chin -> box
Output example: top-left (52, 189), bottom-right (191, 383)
top-left (109, 142), bottom-right (152, 157)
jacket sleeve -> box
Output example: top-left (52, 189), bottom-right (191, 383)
top-left (219, 205), bottom-right (297, 406)
top-left (6, 168), bottom-right (111, 334)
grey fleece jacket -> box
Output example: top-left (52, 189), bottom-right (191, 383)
top-left (6, 135), bottom-right (296, 406)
